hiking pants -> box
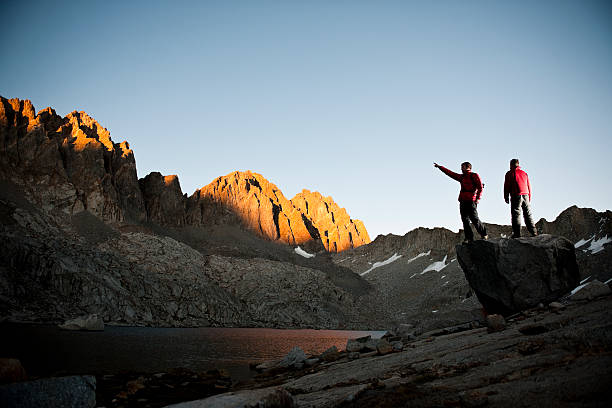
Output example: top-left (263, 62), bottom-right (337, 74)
top-left (511, 194), bottom-right (536, 237)
top-left (459, 201), bottom-right (487, 241)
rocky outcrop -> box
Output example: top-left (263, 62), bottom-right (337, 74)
top-left (536, 206), bottom-right (612, 284)
top-left (0, 208), bottom-right (249, 327)
top-left (58, 314), bottom-right (105, 331)
top-left (188, 171), bottom-right (318, 248)
top-left (170, 295), bottom-right (612, 408)
top-left (139, 172), bottom-right (186, 226)
top-left (0, 97), bottom-right (145, 223)
top-left (456, 235), bottom-right (580, 315)
top-left (203, 255), bottom-right (379, 328)
top-left (291, 189), bottom-right (370, 252)
top-left (183, 172), bottom-right (373, 252)
top-left (536, 205), bottom-right (612, 243)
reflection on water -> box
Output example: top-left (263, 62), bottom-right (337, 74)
top-left (0, 324), bottom-right (384, 377)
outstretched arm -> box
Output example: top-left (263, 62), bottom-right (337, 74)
top-left (434, 163), bottom-right (461, 182)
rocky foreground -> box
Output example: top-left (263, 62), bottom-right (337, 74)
top-left (168, 292), bottom-right (610, 408)
top-left (2, 292), bottom-right (610, 407)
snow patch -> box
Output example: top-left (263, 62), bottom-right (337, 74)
top-left (294, 246), bottom-right (315, 258)
top-left (442, 281), bottom-right (449, 287)
top-left (580, 276), bottom-right (591, 284)
top-left (605, 278), bottom-right (612, 285)
top-left (421, 255), bottom-right (448, 274)
top-left (432, 310), bottom-right (439, 313)
top-left (501, 233), bottom-right (507, 238)
top-left (407, 250), bottom-right (431, 264)
top-left (587, 235), bottom-right (611, 254)
top-left (409, 273), bottom-right (417, 279)
top-left (570, 283), bottom-right (589, 296)
top-left (360, 253), bottom-right (403, 276)
top-left (574, 236), bottom-right (594, 248)
top-left (440, 275), bottom-right (446, 279)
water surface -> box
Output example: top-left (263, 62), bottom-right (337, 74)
top-left (1, 324), bottom-right (383, 378)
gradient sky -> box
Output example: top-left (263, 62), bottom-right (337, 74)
top-left (2, 0), bottom-right (611, 239)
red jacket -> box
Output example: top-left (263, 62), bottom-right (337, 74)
top-left (504, 166), bottom-right (531, 201)
top-left (438, 166), bottom-right (483, 202)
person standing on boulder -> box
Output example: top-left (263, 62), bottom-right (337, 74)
top-left (434, 162), bottom-right (488, 243)
top-left (504, 158), bottom-right (538, 238)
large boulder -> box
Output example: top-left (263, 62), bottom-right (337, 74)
top-left (278, 347), bottom-right (307, 368)
top-left (456, 235), bottom-right (579, 315)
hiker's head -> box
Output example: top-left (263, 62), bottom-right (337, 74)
top-left (510, 159), bottom-right (519, 169)
top-left (461, 162), bottom-right (472, 174)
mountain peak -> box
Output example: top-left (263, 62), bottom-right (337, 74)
top-left (193, 171), bottom-right (370, 252)
top-left (292, 189), bottom-right (370, 252)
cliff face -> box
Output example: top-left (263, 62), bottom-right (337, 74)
top-left (537, 205), bottom-right (612, 243)
top-left (291, 189), bottom-right (370, 252)
top-left (139, 172), bottom-right (186, 226)
top-left (0, 97), bottom-right (145, 223)
top-left (184, 172), bottom-right (372, 252)
top-left (189, 171), bottom-right (319, 248)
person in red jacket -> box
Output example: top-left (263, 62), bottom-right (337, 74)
top-left (504, 159), bottom-right (537, 238)
top-left (434, 161), bottom-right (488, 243)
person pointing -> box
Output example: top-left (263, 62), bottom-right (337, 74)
top-left (434, 162), bottom-right (488, 243)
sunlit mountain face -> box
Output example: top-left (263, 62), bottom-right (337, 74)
top-left (0, 96), bottom-right (369, 253)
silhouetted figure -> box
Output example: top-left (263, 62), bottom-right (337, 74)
top-left (504, 158), bottom-right (537, 238)
top-left (434, 162), bottom-right (488, 243)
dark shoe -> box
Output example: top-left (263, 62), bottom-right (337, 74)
top-left (511, 234), bottom-right (520, 239)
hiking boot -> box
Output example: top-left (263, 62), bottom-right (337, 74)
top-left (530, 231), bottom-right (539, 237)
top-left (511, 234), bottom-right (520, 239)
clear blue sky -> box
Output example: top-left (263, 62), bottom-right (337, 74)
top-left (2, 0), bottom-right (611, 239)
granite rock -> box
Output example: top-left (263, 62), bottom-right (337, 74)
top-left (456, 235), bottom-right (580, 315)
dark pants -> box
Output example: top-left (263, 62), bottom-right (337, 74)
top-left (511, 195), bottom-right (536, 237)
top-left (459, 201), bottom-right (487, 241)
